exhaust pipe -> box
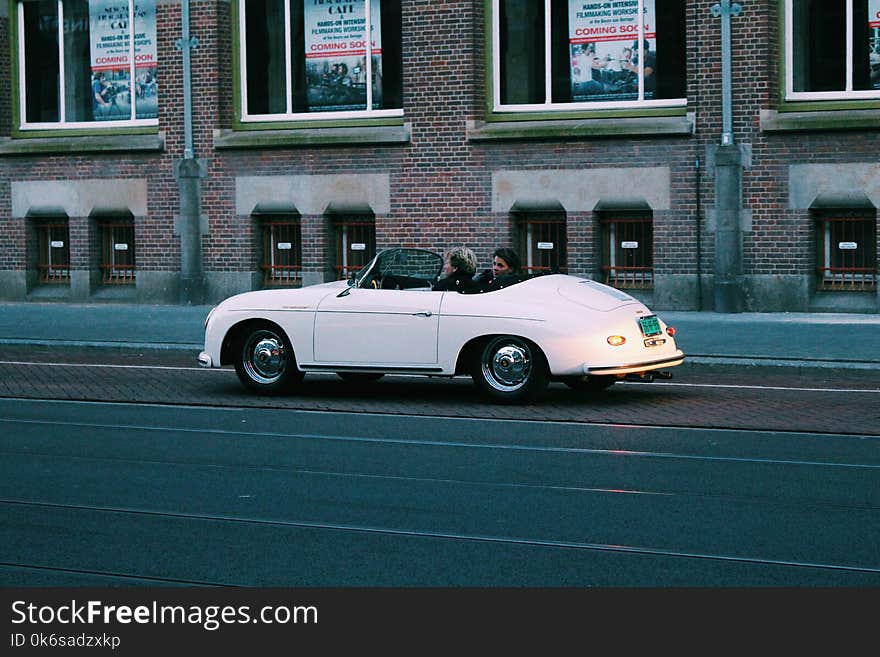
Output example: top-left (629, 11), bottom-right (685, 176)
top-left (624, 371), bottom-right (673, 383)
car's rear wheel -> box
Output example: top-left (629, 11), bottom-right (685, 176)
top-left (563, 375), bottom-right (616, 392)
top-left (472, 336), bottom-right (548, 404)
top-left (233, 322), bottom-right (303, 394)
top-left (336, 372), bottom-right (385, 383)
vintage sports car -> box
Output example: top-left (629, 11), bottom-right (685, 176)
top-left (198, 248), bottom-right (684, 403)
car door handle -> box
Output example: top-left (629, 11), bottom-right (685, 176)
top-left (413, 311), bottom-right (433, 317)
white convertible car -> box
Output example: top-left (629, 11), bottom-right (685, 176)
top-left (198, 248), bottom-right (684, 403)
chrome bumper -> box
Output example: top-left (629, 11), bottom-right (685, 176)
top-left (585, 353), bottom-right (685, 376)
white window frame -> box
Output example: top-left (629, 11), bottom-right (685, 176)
top-left (238, 0), bottom-right (403, 123)
top-left (16, 0), bottom-right (158, 130)
top-left (490, 0), bottom-right (685, 113)
top-left (785, 0), bottom-right (880, 101)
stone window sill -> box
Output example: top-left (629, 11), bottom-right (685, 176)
top-left (467, 113), bottom-right (695, 142)
top-left (0, 133), bottom-right (164, 156)
top-left (760, 108), bottom-right (880, 132)
top-left (214, 124), bottom-right (411, 149)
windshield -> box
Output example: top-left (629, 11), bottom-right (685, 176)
top-left (355, 249), bottom-right (444, 288)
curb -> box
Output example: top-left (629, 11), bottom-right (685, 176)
top-left (682, 355), bottom-right (880, 371)
top-left (0, 339), bottom-right (202, 352)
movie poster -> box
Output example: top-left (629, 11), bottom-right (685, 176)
top-left (870, 0), bottom-right (880, 90)
top-left (89, 0), bottom-right (157, 121)
top-left (568, 0), bottom-right (655, 102)
top-left (304, 0), bottom-right (383, 112)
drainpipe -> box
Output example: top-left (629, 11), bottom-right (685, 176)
top-left (710, 1), bottom-right (744, 313)
top-left (695, 156), bottom-right (702, 311)
top-left (175, 0), bottom-right (206, 304)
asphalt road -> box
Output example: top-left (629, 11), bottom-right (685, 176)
top-left (2, 399), bottom-right (879, 586)
top-left (1, 347), bottom-right (878, 587)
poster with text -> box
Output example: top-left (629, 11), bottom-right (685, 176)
top-left (870, 0), bottom-right (880, 89)
top-left (568, 0), bottom-right (655, 102)
top-left (89, 0), bottom-right (158, 121)
top-left (304, 0), bottom-right (383, 111)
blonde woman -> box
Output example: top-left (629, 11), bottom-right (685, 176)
top-left (434, 246), bottom-right (478, 292)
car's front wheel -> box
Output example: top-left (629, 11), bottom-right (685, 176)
top-left (233, 322), bottom-right (303, 394)
top-left (472, 336), bottom-right (548, 404)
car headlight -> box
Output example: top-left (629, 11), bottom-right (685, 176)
top-left (606, 335), bottom-right (626, 346)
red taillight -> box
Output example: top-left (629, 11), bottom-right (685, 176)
top-left (666, 326), bottom-right (676, 337)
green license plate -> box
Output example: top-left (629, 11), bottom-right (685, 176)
top-left (638, 315), bottom-right (661, 337)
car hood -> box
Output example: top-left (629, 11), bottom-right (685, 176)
top-left (215, 280), bottom-right (349, 312)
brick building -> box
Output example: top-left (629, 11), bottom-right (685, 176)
top-left (0, 0), bottom-right (878, 313)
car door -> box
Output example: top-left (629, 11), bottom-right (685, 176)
top-left (313, 287), bottom-right (443, 365)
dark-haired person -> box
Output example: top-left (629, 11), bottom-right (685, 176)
top-left (474, 247), bottom-right (521, 291)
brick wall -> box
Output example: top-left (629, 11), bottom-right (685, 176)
top-left (0, 1), bottom-right (877, 310)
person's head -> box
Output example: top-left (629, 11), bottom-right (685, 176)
top-left (444, 246), bottom-right (477, 276)
top-left (492, 247), bottom-right (520, 276)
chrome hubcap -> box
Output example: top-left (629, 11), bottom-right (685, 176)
top-left (483, 340), bottom-right (531, 391)
top-left (244, 333), bottom-right (286, 384)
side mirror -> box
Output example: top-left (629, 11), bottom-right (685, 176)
top-left (337, 276), bottom-right (356, 297)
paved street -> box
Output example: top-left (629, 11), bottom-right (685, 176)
top-left (0, 344), bottom-right (877, 434)
top-left (1, 303), bottom-right (878, 589)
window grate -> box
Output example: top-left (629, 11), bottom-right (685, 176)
top-left (333, 219), bottom-right (376, 279)
top-left (517, 216), bottom-right (567, 274)
top-left (37, 220), bottom-right (71, 283)
top-left (816, 215), bottom-right (877, 291)
top-left (261, 220), bottom-right (302, 287)
top-left (100, 221), bottom-right (136, 285)
top-left (601, 215), bottom-right (654, 289)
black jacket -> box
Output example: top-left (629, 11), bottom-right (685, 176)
top-left (433, 270), bottom-right (475, 292)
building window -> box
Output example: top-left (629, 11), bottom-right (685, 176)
top-left (99, 219), bottom-right (136, 285)
top-left (36, 219), bottom-right (71, 283)
top-left (260, 216), bottom-right (302, 287)
top-left (238, 0), bottom-right (402, 122)
top-left (16, 0), bottom-right (159, 129)
top-left (600, 213), bottom-right (653, 289)
top-left (786, 0), bottom-right (880, 100)
top-left (815, 212), bottom-right (877, 290)
top-left (516, 213), bottom-right (567, 273)
top-left (332, 217), bottom-right (376, 279)
top-left (491, 0), bottom-right (686, 113)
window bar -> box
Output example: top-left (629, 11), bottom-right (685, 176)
top-left (285, 0), bottom-right (293, 114)
top-left (366, 0), bottom-right (373, 111)
top-left (492, 0), bottom-right (501, 109)
top-left (239, 0), bottom-right (249, 116)
top-left (57, 0), bottom-right (66, 122)
top-left (824, 222), bottom-right (832, 285)
top-left (638, 0), bottom-right (645, 101)
top-left (525, 223), bottom-right (534, 272)
top-left (340, 225), bottom-right (349, 278)
top-left (129, 0), bottom-right (136, 120)
top-left (544, 0), bottom-right (552, 105)
top-left (608, 223), bottom-right (617, 284)
top-left (846, 0), bottom-right (853, 92)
